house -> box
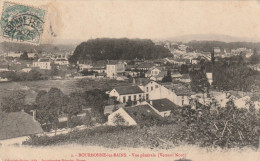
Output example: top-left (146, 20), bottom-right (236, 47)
top-left (20, 68), bottom-right (32, 73)
top-left (107, 104), bottom-right (162, 126)
top-left (150, 71), bottom-right (167, 81)
top-left (145, 67), bottom-right (162, 77)
top-left (179, 74), bottom-right (191, 83)
top-left (0, 111), bottom-right (43, 141)
top-left (27, 53), bottom-right (37, 59)
top-left (5, 52), bottom-right (22, 58)
top-left (213, 47), bottom-right (221, 53)
top-left (149, 83), bottom-right (194, 106)
top-left (32, 58), bottom-right (52, 70)
top-left (116, 76), bottom-right (129, 81)
top-left (54, 58), bottom-right (69, 65)
top-left (206, 72), bottom-right (213, 85)
top-left (191, 58), bottom-right (200, 64)
top-left (147, 98), bottom-right (180, 117)
top-left (136, 63), bottom-right (154, 70)
top-left (106, 61), bottom-right (125, 78)
top-left (171, 71), bottom-right (182, 79)
top-left (137, 80), bottom-right (161, 100)
top-left (78, 64), bottom-right (93, 71)
top-left (109, 85), bottom-right (145, 103)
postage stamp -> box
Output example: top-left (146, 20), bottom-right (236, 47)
top-left (0, 1), bottom-right (46, 44)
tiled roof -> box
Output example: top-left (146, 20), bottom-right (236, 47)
top-left (0, 111), bottom-right (43, 140)
top-left (124, 105), bottom-right (162, 124)
top-left (134, 78), bottom-right (151, 85)
top-left (137, 63), bottom-right (154, 68)
top-left (163, 83), bottom-right (194, 96)
top-left (155, 71), bottom-right (167, 78)
top-left (39, 58), bottom-right (50, 62)
top-left (114, 85), bottom-right (144, 95)
top-left (149, 98), bottom-right (179, 112)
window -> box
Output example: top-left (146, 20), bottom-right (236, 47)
top-left (146, 94), bottom-right (149, 100)
top-left (146, 87), bottom-right (149, 92)
top-left (151, 87), bottom-right (153, 91)
top-left (128, 96), bottom-right (131, 101)
top-left (123, 96), bottom-right (126, 103)
top-left (134, 95), bottom-right (137, 101)
top-left (155, 85), bottom-right (159, 88)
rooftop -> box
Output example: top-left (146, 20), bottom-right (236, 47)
top-left (114, 85), bottom-right (144, 95)
top-left (162, 82), bottom-right (194, 96)
top-left (0, 111), bottom-right (43, 140)
top-left (124, 104), bottom-right (162, 124)
top-left (149, 98), bottom-right (180, 112)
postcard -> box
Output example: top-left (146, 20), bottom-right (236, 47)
top-left (0, 0), bottom-right (260, 161)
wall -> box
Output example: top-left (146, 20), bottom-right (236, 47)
top-left (107, 108), bottom-right (137, 126)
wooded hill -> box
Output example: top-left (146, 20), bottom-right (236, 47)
top-left (69, 38), bottom-right (172, 64)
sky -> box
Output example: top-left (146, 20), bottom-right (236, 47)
top-left (9, 0), bottom-right (260, 44)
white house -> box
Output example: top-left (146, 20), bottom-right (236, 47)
top-left (106, 61), bottom-right (125, 78)
top-left (54, 58), bottom-right (69, 65)
top-left (206, 72), bottom-right (213, 85)
top-left (32, 58), bottom-right (52, 70)
top-left (149, 83), bottom-right (194, 107)
top-left (145, 67), bottom-right (161, 77)
top-left (109, 85), bottom-right (145, 103)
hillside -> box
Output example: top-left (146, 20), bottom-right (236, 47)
top-left (0, 41), bottom-right (76, 53)
top-left (69, 38), bottom-right (172, 64)
top-left (164, 34), bottom-right (260, 43)
top-left (186, 41), bottom-right (260, 52)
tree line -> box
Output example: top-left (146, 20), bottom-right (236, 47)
top-left (0, 88), bottom-right (109, 131)
top-left (69, 38), bottom-right (172, 64)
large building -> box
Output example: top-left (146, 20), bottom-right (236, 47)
top-left (32, 58), bottom-right (52, 70)
top-left (106, 61), bottom-right (125, 78)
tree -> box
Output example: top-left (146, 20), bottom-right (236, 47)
top-left (162, 70), bottom-right (172, 83)
top-left (20, 52), bottom-right (29, 60)
top-left (35, 88), bottom-right (66, 130)
top-left (69, 38), bottom-right (171, 65)
top-left (180, 64), bottom-right (189, 74)
top-left (82, 110), bottom-right (92, 126)
top-left (62, 93), bottom-right (85, 127)
top-left (27, 69), bottom-right (43, 81)
top-left (190, 70), bottom-right (210, 93)
top-left (1, 90), bottom-right (26, 112)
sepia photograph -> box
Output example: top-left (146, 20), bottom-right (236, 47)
top-left (0, 0), bottom-right (260, 161)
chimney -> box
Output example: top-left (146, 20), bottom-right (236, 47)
top-left (31, 110), bottom-right (36, 122)
top-left (133, 78), bottom-right (136, 84)
top-left (149, 100), bottom-right (153, 105)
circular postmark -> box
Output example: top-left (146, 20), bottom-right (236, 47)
top-left (0, 2), bottom-right (46, 44)
top-left (3, 13), bottom-right (44, 43)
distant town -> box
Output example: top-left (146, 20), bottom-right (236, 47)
top-left (0, 38), bottom-right (260, 149)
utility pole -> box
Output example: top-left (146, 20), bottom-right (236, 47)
top-left (211, 48), bottom-right (215, 87)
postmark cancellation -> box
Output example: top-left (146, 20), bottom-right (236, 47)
top-left (0, 1), bottom-right (46, 44)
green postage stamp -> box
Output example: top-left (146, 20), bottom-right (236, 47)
top-left (0, 1), bottom-right (46, 44)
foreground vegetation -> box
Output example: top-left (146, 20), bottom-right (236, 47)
top-left (23, 101), bottom-right (260, 149)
